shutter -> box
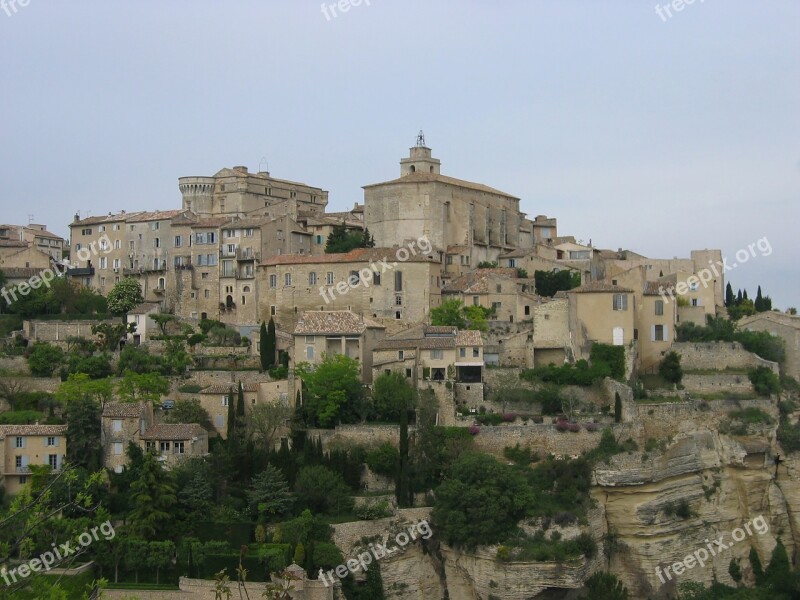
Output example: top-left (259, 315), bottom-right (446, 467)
top-left (54, 437), bottom-right (60, 447)
top-left (651, 326), bottom-right (656, 342)
top-left (22, 437), bottom-right (26, 449)
top-left (21, 455), bottom-right (29, 467)
top-left (664, 326), bottom-right (669, 342)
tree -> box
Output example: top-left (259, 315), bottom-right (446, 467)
top-left (0, 376), bottom-right (29, 411)
top-left (165, 399), bottom-right (213, 431)
top-left (26, 342), bottom-right (64, 377)
top-left (294, 465), bottom-right (354, 515)
top-left (147, 540), bottom-right (175, 585)
top-left (430, 299), bottom-right (491, 332)
top-left (128, 451), bottom-right (178, 540)
top-left (260, 319), bottom-right (277, 371)
top-left (432, 452), bottom-right (535, 549)
top-left (237, 381), bottom-right (245, 420)
top-left (92, 321), bottom-right (135, 352)
top-left (150, 313), bottom-right (176, 336)
top-left (247, 465), bottom-right (294, 522)
top-left (749, 546), bottom-right (764, 585)
top-left (580, 572), bottom-right (629, 600)
top-left (324, 223), bottom-right (365, 254)
top-left (614, 392), bottom-right (622, 423)
top-left (106, 278), bottom-right (143, 315)
top-left (55, 373), bottom-right (113, 408)
top-left (659, 351), bottom-right (683, 385)
top-left (64, 395), bottom-right (103, 471)
top-left (247, 403), bottom-right (292, 452)
top-left (226, 386), bottom-right (236, 441)
top-left (296, 354), bottom-right (365, 427)
top-left (372, 372), bottom-right (414, 422)
top-left (163, 337), bottom-right (192, 375)
top-left (397, 387), bottom-right (411, 508)
top-left (534, 269), bottom-right (581, 297)
top-left (725, 283), bottom-right (735, 307)
top-left (116, 370), bottom-right (169, 405)
top-left (755, 286), bottom-right (765, 312)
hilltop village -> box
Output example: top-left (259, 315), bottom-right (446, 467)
top-left (0, 137), bottom-right (798, 599)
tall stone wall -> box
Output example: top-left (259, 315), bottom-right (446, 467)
top-left (23, 319), bottom-right (116, 342)
top-left (673, 341), bottom-right (778, 373)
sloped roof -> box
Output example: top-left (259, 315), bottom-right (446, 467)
top-left (374, 325), bottom-right (482, 351)
top-left (128, 302), bottom-right (161, 315)
top-left (140, 423), bottom-right (205, 440)
top-left (200, 383), bottom-right (260, 394)
top-left (294, 311), bottom-right (384, 335)
top-left (643, 281), bottom-right (675, 296)
top-left (363, 171), bottom-right (518, 199)
top-left (568, 282), bottom-right (633, 294)
top-left (262, 246), bottom-right (439, 267)
top-left (456, 330), bottom-right (483, 346)
top-left (125, 210), bottom-right (183, 223)
top-left (103, 402), bottom-right (148, 418)
top-left (0, 424), bottom-right (67, 436)
top-left (71, 212), bottom-right (145, 226)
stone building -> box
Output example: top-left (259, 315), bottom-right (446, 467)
top-left (101, 402), bottom-right (154, 473)
top-left (363, 136), bottom-right (548, 269)
top-left (140, 423), bottom-right (209, 467)
top-left (441, 268), bottom-right (539, 323)
top-left (0, 223), bottom-right (65, 261)
top-left (740, 311), bottom-right (800, 381)
top-left (0, 424), bottom-right (67, 495)
top-left (0, 240), bottom-right (53, 286)
top-left (567, 282), bottom-right (635, 360)
top-left (259, 247), bottom-right (444, 331)
top-left (293, 310), bottom-right (385, 383)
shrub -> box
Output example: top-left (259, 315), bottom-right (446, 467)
top-left (501, 412), bottom-right (517, 423)
top-left (589, 344), bottom-right (626, 380)
top-left (534, 386), bottom-right (564, 415)
top-left (659, 352), bottom-right (683, 385)
top-left (468, 425), bottom-right (480, 435)
top-left (476, 413), bottom-right (503, 426)
top-left (749, 367), bottom-right (780, 397)
top-left (585, 422), bottom-right (598, 432)
top-left (365, 443), bottom-right (399, 479)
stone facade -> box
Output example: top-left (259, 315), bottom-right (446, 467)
top-left (672, 341), bottom-right (779, 373)
top-left (739, 312), bottom-right (800, 381)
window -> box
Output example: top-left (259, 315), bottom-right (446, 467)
top-left (113, 442), bottom-right (123, 455)
top-left (405, 368), bottom-right (412, 378)
top-left (48, 454), bottom-right (58, 469)
top-left (315, 235), bottom-right (323, 244)
top-left (271, 306), bottom-right (276, 316)
top-left (689, 281), bottom-right (699, 291)
top-left (19, 476), bottom-right (27, 485)
top-left (152, 221), bottom-right (160, 231)
top-left (395, 296), bottom-right (403, 306)
top-left (398, 350), bottom-right (404, 360)
top-left (81, 228), bottom-right (92, 235)
top-left (327, 272), bottom-right (334, 285)
top-left (15, 437), bottom-right (24, 449)
top-left (524, 305), bottom-right (530, 316)
top-left (473, 347), bottom-right (480, 358)
top-left (692, 299), bottom-right (699, 307)
top-left (473, 296), bottom-right (480, 306)
top-left (653, 324), bottom-right (666, 342)
top-left (459, 347), bottom-right (466, 358)
top-left (160, 441), bottom-right (170, 453)
top-left (269, 274), bottom-right (277, 288)
top-left (154, 238), bottom-right (160, 248)
top-left (309, 272), bottom-right (317, 285)
top-left (222, 395), bottom-right (230, 407)
top-left (113, 224), bottom-right (120, 231)
top-left (46, 436), bottom-right (57, 447)
top-left (430, 349), bottom-right (444, 359)
top-left (174, 441), bottom-right (185, 454)
top-left (613, 294), bottom-right (628, 311)
top-left (175, 236), bottom-right (182, 247)
top-left (612, 327), bottom-right (624, 346)
top-left (655, 300), bottom-right (664, 316)
top-left (492, 302), bottom-right (502, 312)
top-left (215, 415), bottom-right (224, 429)
top-left (114, 239), bottom-right (121, 249)
top-left (112, 419), bottom-right (122, 433)
top-left (284, 273), bottom-right (292, 286)
top-left (394, 271), bottom-right (403, 291)
top-left (508, 258), bottom-right (517, 267)
top-left (145, 441), bottom-right (155, 452)
top-left (373, 271), bottom-right (381, 285)
top-left (306, 346), bottom-right (314, 360)
top-left (446, 255), bottom-right (453, 265)
top-left (113, 258), bottom-right (120, 269)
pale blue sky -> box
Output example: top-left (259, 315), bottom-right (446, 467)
top-left (1, 1), bottom-right (798, 307)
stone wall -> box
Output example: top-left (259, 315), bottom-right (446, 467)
top-left (102, 576), bottom-right (334, 600)
top-left (0, 356), bottom-right (29, 374)
top-left (469, 423), bottom-right (620, 458)
top-left (673, 341), bottom-right (779, 373)
top-left (308, 424), bottom-right (403, 451)
top-left (23, 319), bottom-right (116, 343)
top-left (184, 370), bottom-right (270, 388)
top-left (331, 508), bottom-right (433, 554)
top-left (683, 373), bottom-right (753, 393)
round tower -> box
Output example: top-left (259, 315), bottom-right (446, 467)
top-left (178, 176), bottom-right (216, 215)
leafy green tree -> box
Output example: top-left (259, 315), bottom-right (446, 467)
top-left (534, 269), bottom-right (581, 297)
top-left (128, 451), bottom-right (178, 540)
top-left (116, 370), bottom-right (170, 404)
top-left (246, 402), bottom-right (293, 452)
top-left (147, 540), bottom-right (175, 584)
top-left (165, 399), bottom-right (213, 431)
top-left (430, 299), bottom-right (491, 331)
top-left (432, 452), bottom-right (535, 549)
top-left (64, 395), bottom-right (103, 471)
top-left (296, 354), bottom-right (365, 427)
top-left (106, 277), bottom-right (143, 315)
top-left (324, 223), bottom-right (366, 254)
top-left (26, 342), bottom-right (64, 377)
top-left (150, 313), bottom-right (176, 335)
top-left (372, 371), bottom-right (414, 422)
top-left (247, 465), bottom-right (294, 522)
top-left (92, 322), bottom-right (135, 352)
top-left (117, 344), bottom-right (162, 374)
top-left (163, 337), bottom-right (192, 375)
top-left (749, 367), bottom-right (780, 397)
top-left (659, 351), bottom-right (683, 385)
top-left (0, 377), bottom-right (29, 411)
top-left (294, 465), bottom-right (354, 516)
top-left (260, 319), bottom-right (277, 371)
top-left (55, 373), bottom-right (113, 408)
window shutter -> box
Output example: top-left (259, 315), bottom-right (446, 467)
top-left (54, 437), bottom-right (60, 447)
top-left (664, 327), bottom-right (669, 342)
top-left (651, 325), bottom-right (656, 342)
top-left (22, 437), bottom-right (26, 449)
top-left (21, 455), bottom-right (29, 467)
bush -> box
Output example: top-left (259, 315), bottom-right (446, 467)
top-left (749, 367), bottom-right (780, 397)
top-left (534, 386), bottom-right (564, 415)
top-left (589, 344), bottom-right (626, 380)
top-left (27, 342), bottom-right (64, 377)
top-left (729, 407), bottom-right (773, 425)
top-left (521, 360), bottom-right (611, 387)
top-left (503, 444), bottom-right (538, 465)
top-left (365, 443), bottom-right (399, 479)
top-left (659, 352), bottom-right (683, 385)
top-left (476, 413), bottom-right (503, 425)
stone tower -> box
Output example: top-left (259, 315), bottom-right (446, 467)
top-left (400, 131), bottom-right (441, 176)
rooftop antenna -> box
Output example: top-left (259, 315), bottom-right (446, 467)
top-left (258, 156), bottom-right (269, 174)
top-left (416, 130), bottom-right (426, 147)
top-left (27, 214), bottom-right (34, 225)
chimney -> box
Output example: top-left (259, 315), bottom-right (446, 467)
top-left (233, 166), bottom-right (248, 174)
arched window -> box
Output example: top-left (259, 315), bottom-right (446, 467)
top-left (243, 285), bottom-right (251, 293)
top-left (409, 165), bottom-right (416, 173)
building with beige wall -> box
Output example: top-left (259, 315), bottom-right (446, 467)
top-left (364, 138), bottom-right (541, 267)
top-left (0, 425), bottom-right (66, 495)
top-left (140, 423), bottom-right (208, 467)
top-left (259, 247), bottom-right (444, 332)
top-left (441, 268), bottom-right (541, 323)
top-left (0, 240), bottom-right (52, 272)
top-left (0, 223), bottom-right (65, 260)
top-left (567, 282), bottom-right (635, 360)
top-left (740, 312), bottom-right (800, 381)
top-left (638, 282), bottom-right (678, 372)
top-left (293, 311), bottom-right (385, 383)
top-left (101, 402), bottom-right (154, 473)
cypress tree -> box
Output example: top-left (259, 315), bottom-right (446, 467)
top-left (227, 386), bottom-right (236, 441)
top-left (266, 318), bottom-right (277, 370)
top-left (743, 289), bottom-right (749, 301)
top-left (755, 286), bottom-right (764, 312)
top-left (397, 400), bottom-right (411, 508)
top-left (737, 289), bottom-right (743, 304)
top-left (749, 547), bottom-right (764, 585)
top-left (259, 321), bottom-right (269, 372)
top-left (725, 283), bottom-right (735, 307)
top-left (237, 381), bottom-right (245, 419)
top-left (614, 392), bottom-right (622, 423)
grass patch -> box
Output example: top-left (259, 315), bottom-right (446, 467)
top-left (728, 407), bottom-right (773, 424)
top-left (637, 395), bottom-right (687, 404)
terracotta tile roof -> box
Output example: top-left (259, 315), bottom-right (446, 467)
top-left (212, 168), bottom-right (325, 191)
top-left (71, 212), bottom-right (144, 226)
top-left (28, 229), bottom-right (65, 241)
top-left (103, 402), bottom-right (147, 418)
top-left (127, 302), bottom-right (161, 315)
top-left (446, 245), bottom-right (470, 254)
top-left (0, 240), bottom-right (29, 248)
top-left (200, 383), bottom-right (260, 394)
top-left (442, 269), bottom-right (519, 293)
top-left (125, 210), bottom-right (183, 223)
top-left (643, 281), bottom-right (675, 296)
top-left (0, 424), bottom-right (67, 436)
top-left (424, 325), bottom-right (457, 335)
top-left (294, 311), bottom-right (384, 335)
top-left (0, 267), bottom-right (43, 279)
top-left (261, 246), bottom-right (440, 267)
top-left (568, 282), bottom-right (633, 294)
top-left (456, 330), bottom-right (483, 346)
top-left (140, 423), bottom-right (205, 440)
top-left (363, 171), bottom-right (518, 199)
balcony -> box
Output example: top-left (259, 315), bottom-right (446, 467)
top-left (15, 466), bottom-right (31, 474)
top-left (236, 248), bottom-right (260, 261)
top-left (66, 267), bottom-right (94, 277)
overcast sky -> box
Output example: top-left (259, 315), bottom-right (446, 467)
top-left (1, 1), bottom-right (797, 307)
